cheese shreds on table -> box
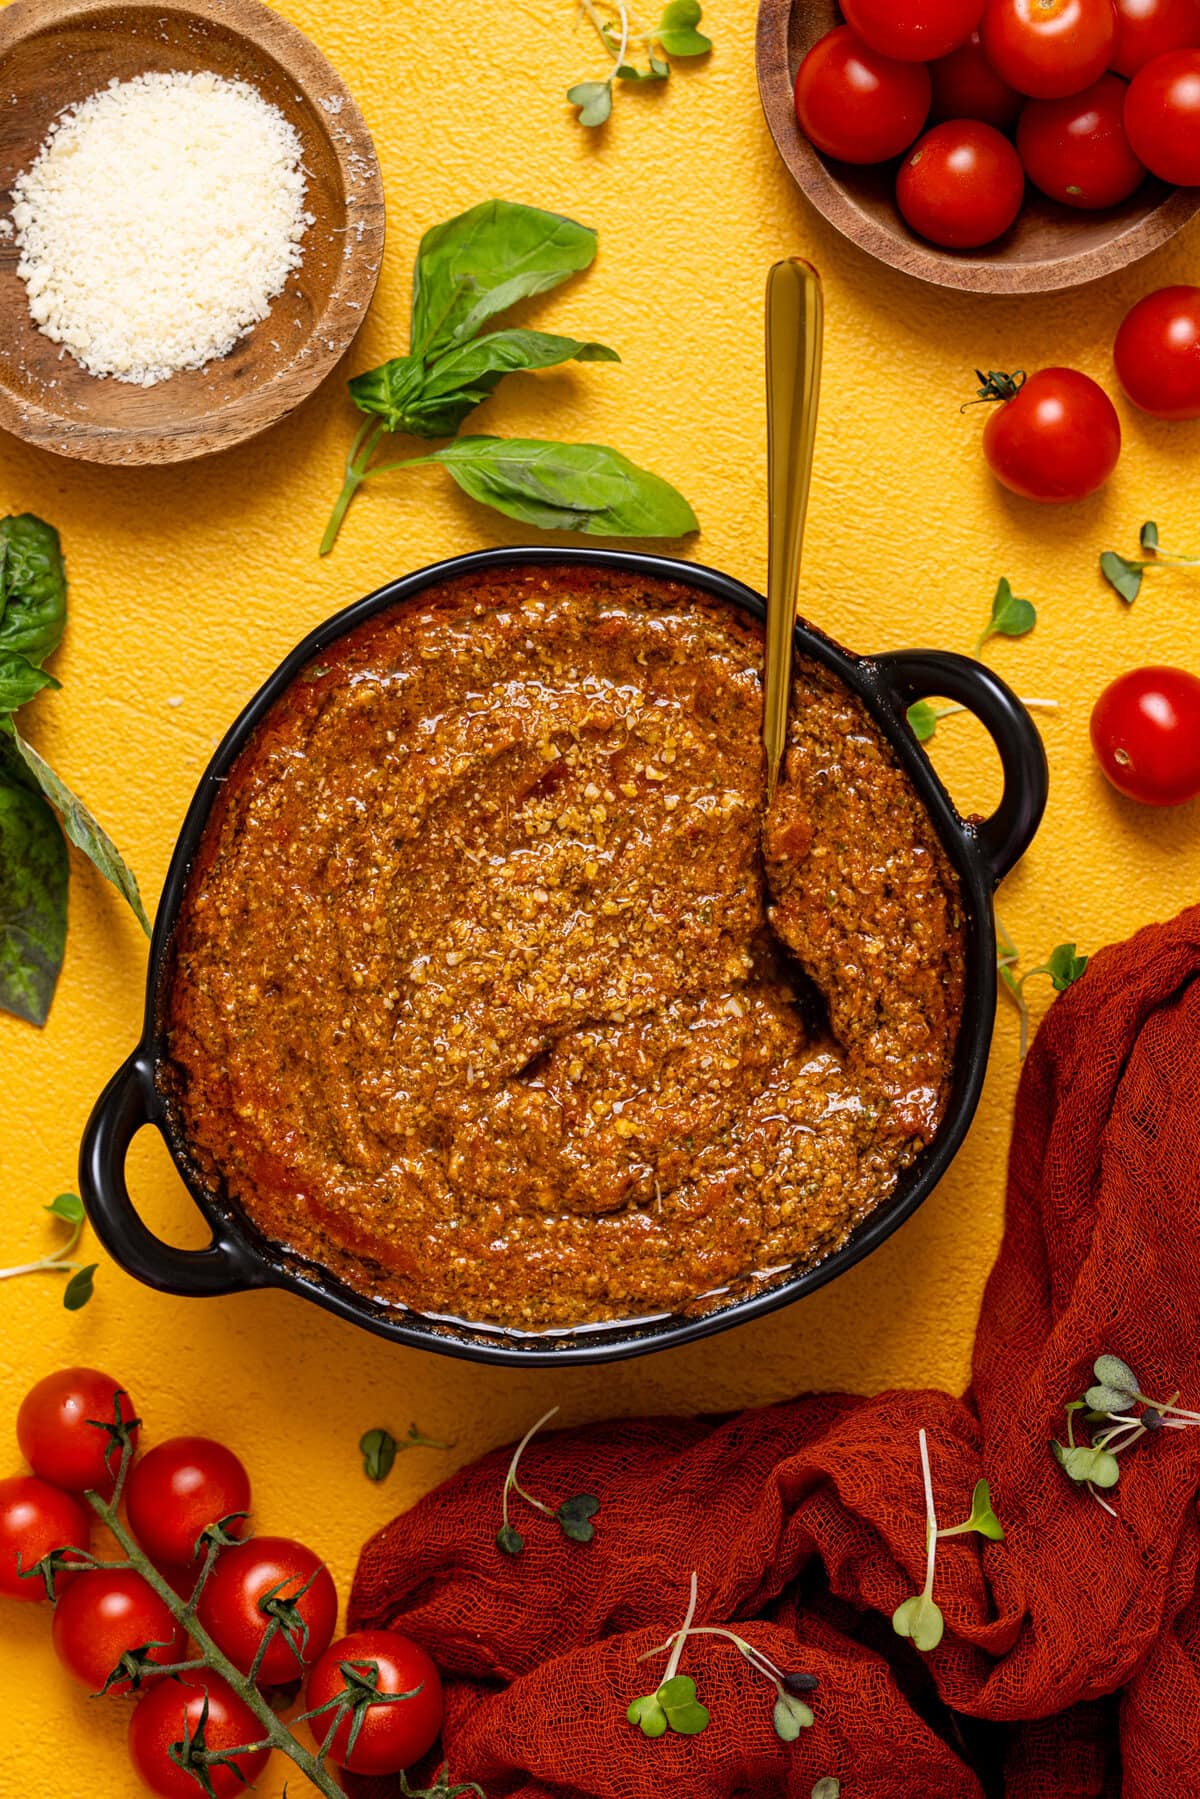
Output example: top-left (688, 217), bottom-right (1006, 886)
top-left (11, 71), bottom-right (314, 386)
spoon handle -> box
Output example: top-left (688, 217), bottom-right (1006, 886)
top-left (763, 257), bottom-right (824, 798)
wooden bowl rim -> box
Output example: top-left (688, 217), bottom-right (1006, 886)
top-left (755, 0), bottom-right (1200, 295)
top-left (0, 0), bottom-right (385, 464)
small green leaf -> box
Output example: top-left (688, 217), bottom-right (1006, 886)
top-left (1053, 1441), bottom-right (1121, 1488)
top-left (812, 1784), bottom-right (841, 1799)
top-left (773, 1691), bottom-right (814, 1740)
top-left (1100, 550), bottom-right (1143, 603)
top-left (45, 1193), bottom-right (84, 1224)
top-left (657, 3), bottom-right (712, 54)
top-left (907, 698), bottom-right (939, 742)
top-left (0, 515), bottom-right (67, 667)
top-left (496, 1523), bottom-right (524, 1556)
top-left (1046, 944), bottom-right (1087, 993)
top-left (1094, 1354), bottom-right (1139, 1399)
top-left (1085, 1384), bottom-right (1134, 1414)
top-left (63, 1264), bottom-right (96, 1310)
top-left (0, 746), bottom-right (68, 1026)
top-left (1140, 520), bottom-right (1159, 552)
top-left (978, 576), bottom-right (1036, 651)
top-left (965, 1477), bottom-right (1005, 1541)
top-left (657, 1674), bottom-right (710, 1734)
top-left (557, 1492), bottom-right (599, 1543)
top-left (627, 1693), bottom-right (668, 1737)
top-left (568, 79), bottom-right (613, 126)
top-left (360, 1428), bottom-right (397, 1482)
top-left (892, 1592), bottom-right (945, 1653)
top-left (617, 58), bottom-right (670, 81)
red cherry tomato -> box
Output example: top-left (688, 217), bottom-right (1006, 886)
top-left (127, 1438), bottom-right (251, 1569)
top-left (129, 1675), bottom-right (269, 1799)
top-left (841, 0), bottom-right (985, 61)
top-left (52, 1567), bottom-right (186, 1693)
top-left (897, 121), bottom-right (1026, 247)
top-left (979, 367), bottom-right (1121, 501)
top-left (1018, 73), bottom-right (1146, 204)
top-left (982, 0), bottom-right (1118, 97)
top-left (1124, 48), bottom-right (1200, 182)
top-left (0, 1474), bottom-right (91, 1601)
top-left (17, 1368), bottom-right (138, 1496)
top-left (1114, 285), bottom-right (1200, 418)
top-left (930, 29), bottom-right (1026, 125)
top-left (793, 25), bottom-right (932, 163)
top-left (1111, 0), bottom-right (1200, 76)
top-left (196, 1535), bottom-right (337, 1686)
top-left (305, 1629), bottom-right (444, 1775)
top-left (1091, 666), bottom-right (1200, 804)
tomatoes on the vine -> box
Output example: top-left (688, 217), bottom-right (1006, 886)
top-left (129, 1675), bottom-right (269, 1799)
top-left (897, 121), bottom-right (1026, 247)
top-left (977, 367), bottom-right (1121, 501)
top-left (1124, 48), bottom-right (1200, 183)
top-left (1111, 0), bottom-right (1200, 76)
top-left (1091, 666), bottom-right (1200, 805)
top-left (793, 25), bottom-right (932, 163)
top-left (0, 1474), bottom-right (91, 1601)
top-left (17, 1368), bottom-right (138, 1496)
top-left (52, 1567), bottom-right (186, 1693)
top-left (1018, 74), bottom-right (1146, 206)
top-left (1114, 285), bottom-right (1200, 419)
top-left (196, 1535), bottom-right (337, 1685)
top-left (841, 0), bottom-right (985, 62)
top-left (305, 1630), bottom-right (444, 1775)
top-left (126, 1437), bottom-right (251, 1568)
top-left (929, 29), bottom-right (1025, 125)
top-left (981, 0), bottom-right (1117, 97)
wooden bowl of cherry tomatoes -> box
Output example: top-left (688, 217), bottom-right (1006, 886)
top-left (757, 0), bottom-right (1200, 292)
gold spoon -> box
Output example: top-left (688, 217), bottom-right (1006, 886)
top-left (763, 257), bottom-right (824, 801)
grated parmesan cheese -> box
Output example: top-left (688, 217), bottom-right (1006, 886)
top-left (11, 71), bottom-right (315, 386)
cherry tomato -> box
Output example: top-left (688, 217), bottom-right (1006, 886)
top-left (1114, 285), bottom-right (1200, 418)
top-left (0, 1474), bottom-right (91, 1601)
top-left (929, 29), bottom-right (1026, 126)
top-left (793, 26), bottom-right (932, 163)
top-left (126, 1438), bottom-right (251, 1569)
top-left (1018, 73), bottom-right (1146, 204)
top-left (979, 367), bottom-right (1121, 501)
top-left (129, 1675), bottom-right (269, 1799)
top-left (52, 1567), bottom-right (186, 1693)
top-left (305, 1629), bottom-right (444, 1775)
top-left (1111, 0), bottom-right (1200, 76)
top-left (17, 1368), bottom-right (138, 1496)
top-left (841, 0), bottom-right (984, 61)
top-left (982, 0), bottom-right (1118, 97)
top-left (1091, 666), bottom-right (1200, 804)
top-left (897, 121), bottom-right (1026, 248)
top-left (196, 1535), bottom-right (337, 1686)
top-left (1124, 48), bottom-right (1200, 182)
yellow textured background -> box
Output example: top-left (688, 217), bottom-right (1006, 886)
top-left (2, 1), bottom-right (1199, 1790)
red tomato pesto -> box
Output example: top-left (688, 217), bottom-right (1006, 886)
top-left (165, 567), bottom-right (964, 1328)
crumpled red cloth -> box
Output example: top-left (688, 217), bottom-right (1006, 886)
top-left (348, 907), bottom-right (1200, 1798)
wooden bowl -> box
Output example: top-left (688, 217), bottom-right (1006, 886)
top-left (0, 0), bottom-right (384, 463)
top-left (757, 0), bottom-right (1200, 294)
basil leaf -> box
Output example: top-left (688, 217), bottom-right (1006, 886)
top-left (7, 727), bottom-right (150, 935)
top-left (0, 652), bottom-right (59, 714)
top-left (568, 79), bottom-right (614, 125)
top-left (349, 354), bottom-right (429, 432)
top-left (0, 750), bottom-right (68, 1026)
top-left (409, 437), bottom-right (698, 537)
top-left (0, 515), bottom-right (67, 668)
top-left (411, 201), bottom-right (599, 358)
top-left (406, 330), bottom-right (620, 436)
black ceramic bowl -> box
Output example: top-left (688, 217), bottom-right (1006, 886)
top-left (81, 547), bottom-right (1048, 1364)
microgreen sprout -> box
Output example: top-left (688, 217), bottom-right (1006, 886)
top-left (1053, 1353), bottom-right (1200, 1516)
top-left (496, 1407), bottom-right (599, 1556)
top-left (1100, 520), bottom-right (1200, 604)
top-left (892, 1430), bottom-right (1003, 1657)
top-left (360, 1423), bottom-right (451, 1482)
top-left (996, 919), bottom-right (1088, 1059)
top-left (569, 0), bottom-right (712, 127)
top-left (0, 1192), bottom-right (97, 1308)
top-left (630, 1569), bottom-right (821, 1742)
top-left (903, 575), bottom-right (1054, 745)
top-left (812, 1783), bottom-right (841, 1799)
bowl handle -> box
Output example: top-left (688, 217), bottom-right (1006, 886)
top-left (79, 1053), bottom-right (264, 1297)
top-left (873, 650), bottom-right (1049, 887)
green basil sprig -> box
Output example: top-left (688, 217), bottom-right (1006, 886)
top-left (0, 516), bottom-right (149, 1027)
top-left (321, 199), bottom-right (697, 554)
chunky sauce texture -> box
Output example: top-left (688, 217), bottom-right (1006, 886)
top-left (166, 567), bottom-right (964, 1328)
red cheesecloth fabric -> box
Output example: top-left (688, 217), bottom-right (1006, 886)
top-left (348, 908), bottom-right (1200, 1797)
